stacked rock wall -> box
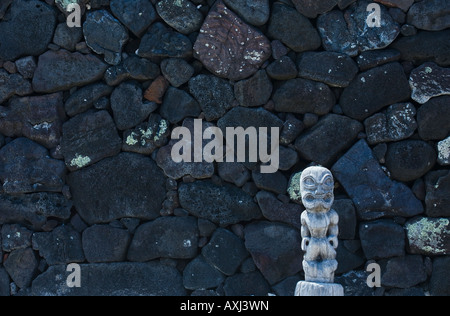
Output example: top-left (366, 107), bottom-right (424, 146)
top-left (0, 0), bottom-right (449, 296)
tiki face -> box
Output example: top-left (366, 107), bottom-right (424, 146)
top-left (300, 166), bottom-right (334, 212)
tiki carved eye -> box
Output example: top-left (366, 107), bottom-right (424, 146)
top-left (303, 177), bottom-right (316, 188)
top-left (323, 176), bottom-right (333, 187)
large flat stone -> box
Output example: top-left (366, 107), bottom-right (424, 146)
top-left (32, 50), bottom-right (108, 93)
top-left (0, 93), bottom-right (65, 149)
top-left (0, 0), bottom-right (56, 60)
top-left (31, 262), bottom-right (186, 296)
top-left (332, 140), bottom-right (424, 220)
top-left (68, 153), bottom-right (166, 225)
top-left (178, 180), bottom-right (262, 227)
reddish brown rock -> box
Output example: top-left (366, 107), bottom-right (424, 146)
top-left (193, 1), bottom-right (271, 81)
top-left (144, 76), bottom-right (170, 104)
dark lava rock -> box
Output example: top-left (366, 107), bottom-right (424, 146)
top-left (156, 0), bottom-right (203, 35)
top-left (178, 180), bottom-right (262, 227)
top-left (0, 69), bottom-right (32, 104)
top-left (104, 56), bottom-right (160, 86)
top-left (407, 0), bottom-right (450, 31)
top-left (340, 63), bottom-right (410, 120)
top-left (295, 114), bottom-right (363, 167)
top-left (156, 118), bottom-right (215, 180)
top-left (381, 255), bottom-right (427, 288)
top-left (194, 1), bottom-right (271, 81)
top-left (359, 219), bottom-right (405, 259)
top-left (406, 216), bottom-right (450, 256)
top-left (128, 216), bottom-right (198, 261)
top-left (218, 162), bottom-right (250, 187)
top-left (53, 22), bottom-right (83, 52)
top-left (223, 0), bottom-right (270, 26)
top-left (333, 199), bottom-right (357, 240)
top-left (223, 271), bottom-right (271, 296)
top-left (4, 248), bottom-right (38, 289)
top-left (356, 49), bottom-right (401, 71)
top-left (105, 56), bottom-right (160, 86)
top-left (267, 2), bottom-right (321, 53)
top-left (1, 224), bottom-right (33, 252)
top-left (110, 0), bottom-right (157, 37)
top-left (335, 270), bottom-right (376, 297)
top-left (409, 62), bottom-right (450, 104)
top-left (266, 56), bottom-right (298, 81)
top-left (0, 0), bottom-right (12, 19)
top-left (31, 262), bottom-right (186, 296)
top-left (273, 78), bottom-right (335, 115)
top-left (391, 30), bottom-right (450, 67)
top-left (82, 225), bottom-right (131, 263)
top-left (61, 110), bottom-right (122, 171)
top-left (32, 50), bottom-right (108, 93)
top-left (335, 243), bottom-right (365, 275)
top-left (188, 74), bottom-right (234, 121)
top-left (280, 114), bottom-right (304, 146)
top-left (183, 255), bottom-right (225, 290)
top-left (15, 56), bottom-right (37, 79)
top-left (252, 170), bottom-right (287, 195)
top-left (202, 228), bottom-right (248, 276)
top-left (292, 0), bottom-right (338, 18)
top-left (218, 105), bottom-right (283, 132)
top-left (255, 191), bottom-right (302, 230)
top-left (65, 84), bottom-right (111, 117)
top-left (430, 257), bottom-right (450, 296)
top-left (32, 225), bottom-right (85, 265)
top-left (0, 267), bottom-right (10, 296)
top-left (364, 103), bottom-right (417, 145)
top-left (385, 140), bottom-right (436, 182)
top-left (0, 138), bottom-right (65, 194)
top-left (244, 221), bottom-right (302, 284)
top-left (68, 153), bottom-right (166, 225)
top-left (83, 10), bottom-right (129, 65)
top-left (0, 93), bottom-right (65, 149)
top-left (317, 1), bottom-right (400, 57)
top-left (160, 87), bottom-right (201, 124)
top-left (138, 22), bottom-right (192, 59)
top-left (0, 193), bottom-right (72, 231)
top-left (111, 81), bottom-right (155, 130)
top-left (234, 70), bottom-right (273, 107)
top-left (417, 96), bottom-right (450, 141)
top-left (425, 170), bottom-right (450, 217)
top-left (332, 140), bottom-right (424, 220)
top-left (0, 0), bottom-right (57, 60)
top-left (161, 58), bottom-right (194, 88)
top-left (298, 51), bottom-right (358, 88)
top-left (122, 114), bottom-right (170, 155)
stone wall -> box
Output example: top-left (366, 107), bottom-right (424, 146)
top-left (0, 0), bottom-right (449, 296)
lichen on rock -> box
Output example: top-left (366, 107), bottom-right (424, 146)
top-left (406, 217), bottom-right (450, 255)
